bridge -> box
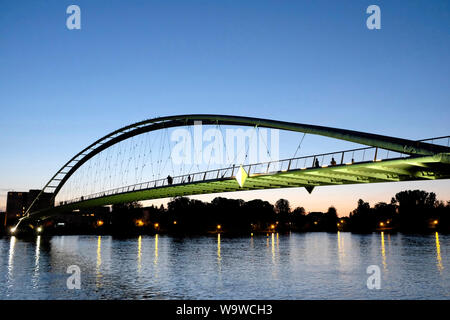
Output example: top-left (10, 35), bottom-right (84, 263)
top-left (13, 114), bottom-right (450, 231)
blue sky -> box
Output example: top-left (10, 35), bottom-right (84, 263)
top-left (1, 0), bottom-right (449, 214)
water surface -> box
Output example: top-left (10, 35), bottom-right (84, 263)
top-left (0, 232), bottom-right (449, 299)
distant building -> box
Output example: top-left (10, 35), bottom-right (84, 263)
top-left (0, 212), bottom-right (6, 232)
top-left (6, 191), bottom-right (27, 225)
top-left (51, 206), bottom-right (111, 233)
top-left (5, 190), bottom-right (54, 227)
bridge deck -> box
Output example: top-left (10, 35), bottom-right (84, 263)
top-left (28, 152), bottom-right (450, 221)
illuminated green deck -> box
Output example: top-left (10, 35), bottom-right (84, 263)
top-left (29, 152), bottom-right (450, 221)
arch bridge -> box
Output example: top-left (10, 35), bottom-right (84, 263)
top-left (15, 114), bottom-right (450, 229)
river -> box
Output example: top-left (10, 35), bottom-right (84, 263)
top-left (0, 232), bottom-right (449, 299)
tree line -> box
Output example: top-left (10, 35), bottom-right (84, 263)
top-left (104, 189), bottom-right (449, 235)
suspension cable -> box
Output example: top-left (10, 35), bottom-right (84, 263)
top-left (293, 133), bottom-right (307, 158)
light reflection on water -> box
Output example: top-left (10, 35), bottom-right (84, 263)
top-left (0, 232), bottom-right (449, 300)
top-left (32, 236), bottom-right (40, 289)
top-left (96, 236), bottom-right (102, 288)
top-left (7, 236), bottom-right (16, 289)
top-left (137, 235), bottom-right (142, 274)
top-left (381, 232), bottom-right (387, 271)
top-left (436, 232), bottom-right (444, 273)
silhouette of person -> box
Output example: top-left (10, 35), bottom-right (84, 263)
top-left (314, 158), bottom-right (320, 168)
top-left (330, 157), bottom-right (336, 166)
top-left (167, 175), bottom-right (173, 185)
top-left (187, 175), bottom-right (191, 183)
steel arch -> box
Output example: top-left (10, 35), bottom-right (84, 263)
top-left (25, 114), bottom-right (450, 215)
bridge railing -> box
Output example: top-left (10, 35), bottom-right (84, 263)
top-left (59, 136), bottom-right (450, 206)
top-left (421, 136), bottom-right (450, 147)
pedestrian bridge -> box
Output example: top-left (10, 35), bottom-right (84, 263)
top-left (16, 114), bottom-right (450, 226)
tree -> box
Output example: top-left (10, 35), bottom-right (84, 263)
top-left (275, 199), bottom-right (290, 215)
top-left (393, 190), bottom-right (436, 232)
top-left (327, 206), bottom-right (337, 217)
top-left (394, 190), bottom-right (436, 210)
top-left (292, 207), bottom-right (305, 215)
top-left (291, 206), bottom-right (307, 231)
top-left (373, 202), bottom-right (397, 227)
top-left (349, 199), bottom-right (374, 233)
top-left (275, 199), bottom-right (291, 231)
top-left (324, 206), bottom-right (338, 232)
top-left (111, 201), bottom-right (144, 233)
top-left (112, 201), bottom-right (142, 212)
top-left (243, 199), bottom-right (275, 229)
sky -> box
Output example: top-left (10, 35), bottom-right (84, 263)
top-left (0, 0), bottom-right (449, 216)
